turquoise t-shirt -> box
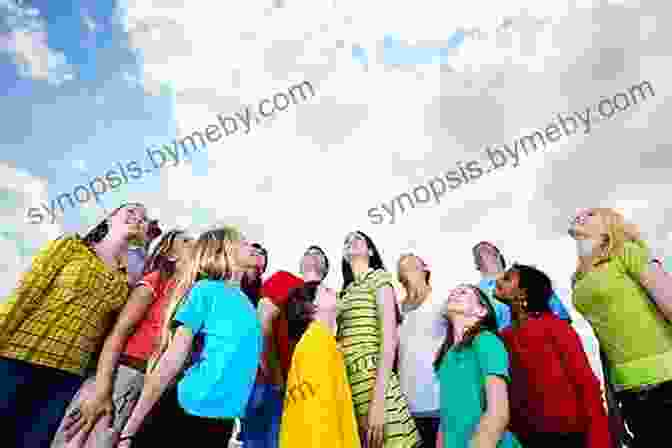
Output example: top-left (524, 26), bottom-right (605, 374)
top-left (437, 331), bottom-right (521, 448)
top-left (174, 279), bottom-right (262, 418)
top-left (478, 278), bottom-right (571, 329)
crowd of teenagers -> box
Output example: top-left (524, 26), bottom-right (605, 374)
top-left (1, 203), bottom-right (672, 448)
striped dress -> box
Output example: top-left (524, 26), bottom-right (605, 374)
top-left (336, 268), bottom-right (422, 447)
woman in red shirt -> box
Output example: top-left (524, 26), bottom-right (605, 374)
top-left (495, 263), bottom-right (610, 448)
top-left (51, 229), bottom-right (195, 447)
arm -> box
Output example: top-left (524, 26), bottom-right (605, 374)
top-left (120, 325), bottom-right (193, 438)
top-left (622, 242), bottom-right (672, 321)
top-left (470, 376), bottom-right (510, 448)
top-left (555, 323), bottom-right (611, 448)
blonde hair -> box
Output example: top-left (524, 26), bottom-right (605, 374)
top-left (148, 225), bottom-right (243, 373)
top-left (586, 208), bottom-right (643, 265)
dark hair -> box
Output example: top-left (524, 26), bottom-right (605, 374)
top-left (286, 281), bottom-right (321, 340)
top-left (510, 263), bottom-right (553, 313)
top-left (252, 243), bottom-right (268, 274)
top-left (472, 241), bottom-right (506, 271)
top-left (142, 229), bottom-right (188, 279)
top-left (241, 272), bottom-right (263, 307)
top-left (341, 231), bottom-right (385, 292)
top-left (306, 245), bottom-right (329, 280)
top-left (433, 285), bottom-right (499, 372)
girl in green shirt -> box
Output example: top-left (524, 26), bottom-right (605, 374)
top-left (434, 284), bottom-right (521, 448)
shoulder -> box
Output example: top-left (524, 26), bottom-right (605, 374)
top-left (474, 330), bottom-right (506, 352)
top-left (369, 269), bottom-right (397, 289)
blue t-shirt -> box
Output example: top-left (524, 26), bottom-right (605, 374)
top-left (174, 279), bottom-right (262, 418)
top-left (478, 278), bottom-right (571, 330)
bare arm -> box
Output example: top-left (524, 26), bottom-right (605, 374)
top-left (95, 285), bottom-right (154, 396)
top-left (639, 264), bottom-right (672, 320)
top-left (257, 297), bottom-right (282, 383)
top-left (470, 376), bottom-right (510, 448)
top-left (120, 326), bottom-right (193, 437)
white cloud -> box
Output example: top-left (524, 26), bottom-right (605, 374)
top-left (114, 0), bottom-right (672, 383)
top-left (0, 1), bottom-right (75, 85)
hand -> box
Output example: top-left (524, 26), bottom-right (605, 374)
top-left (64, 392), bottom-right (115, 442)
top-left (366, 398), bottom-right (385, 448)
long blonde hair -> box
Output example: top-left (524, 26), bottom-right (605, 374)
top-left (149, 226), bottom-right (243, 372)
top-left (587, 208), bottom-right (643, 265)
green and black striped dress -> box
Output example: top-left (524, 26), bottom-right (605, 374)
top-left (336, 268), bottom-right (422, 447)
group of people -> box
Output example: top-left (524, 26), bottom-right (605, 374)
top-left (1, 203), bottom-right (671, 448)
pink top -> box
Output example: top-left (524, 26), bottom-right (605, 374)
top-left (123, 271), bottom-right (176, 361)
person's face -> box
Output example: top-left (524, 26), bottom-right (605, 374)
top-left (171, 235), bottom-right (195, 268)
top-left (343, 232), bottom-right (368, 260)
top-left (108, 204), bottom-right (148, 240)
top-left (443, 286), bottom-right (487, 318)
top-left (569, 209), bottom-right (605, 239)
top-left (300, 248), bottom-right (325, 277)
top-left (494, 269), bottom-right (521, 303)
top-left (476, 243), bottom-right (501, 273)
top-left (398, 255), bottom-right (426, 285)
top-left (250, 245), bottom-right (267, 276)
top-left (229, 236), bottom-right (258, 271)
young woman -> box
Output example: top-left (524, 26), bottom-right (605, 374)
top-left (495, 264), bottom-right (610, 448)
top-left (337, 231), bottom-right (420, 448)
top-left (569, 208), bottom-right (672, 447)
top-left (50, 229), bottom-right (195, 447)
top-left (0, 202), bottom-right (148, 447)
top-left (434, 284), bottom-right (521, 448)
top-left (396, 254), bottom-right (445, 446)
top-left (279, 281), bottom-right (361, 448)
top-left (116, 226), bottom-right (262, 447)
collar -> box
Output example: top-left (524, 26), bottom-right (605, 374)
top-left (354, 267), bottom-right (376, 283)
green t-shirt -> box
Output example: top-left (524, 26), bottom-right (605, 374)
top-left (437, 331), bottom-right (521, 448)
top-left (573, 240), bottom-right (672, 389)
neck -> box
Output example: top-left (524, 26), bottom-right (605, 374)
top-left (314, 306), bottom-right (337, 335)
top-left (480, 269), bottom-right (501, 280)
top-left (450, 315), bottom-right (480, 344)
top-left (350, 257), bottom-right (370, 278)
top-left (94, 233), bottom-right (130, 265)
top-left (230, 269), bottom-right (244, 282)
top-left (302, 270), bottom-right (322, 283)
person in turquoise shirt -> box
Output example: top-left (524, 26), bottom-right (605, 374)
top-left (118, 226), bottom-right (262, 447)
top-left (473, 241), bottom-right (571, 328)
top-left (434, 284), bottom-right (521, 448)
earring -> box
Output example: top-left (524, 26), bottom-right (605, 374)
top-left (368, 251), bottom-right (373, 256)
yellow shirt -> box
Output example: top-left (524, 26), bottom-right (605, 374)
top-left (279, 320), bottom-right (361, 448)
top-left (0, 236), bottom-right (129, 376)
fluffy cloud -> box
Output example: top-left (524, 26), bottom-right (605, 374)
top-left (0, 0), bottom-right (75, 85)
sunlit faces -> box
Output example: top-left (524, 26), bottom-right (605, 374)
top-left (475, 242), bottom-right (502, 273)
top-left (343, 232), bottom-right (368, 261)
top-left (108, 203), bottom-right (149, 240)
top-left (494, 269), bottom-right (521, 303)
top-left (569, 208), bottom-right (605, 239)
top-left (300, 247), bottom-right (325, 276)
top-left (171, 235), bottom-right (195, 269)
top-left (443, 286), bottom-right (487, 318)
top-left (397, 254), bottom-right (426, 286)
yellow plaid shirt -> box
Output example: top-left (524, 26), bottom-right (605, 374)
top-left (0, 236), bottom-right (129, 376)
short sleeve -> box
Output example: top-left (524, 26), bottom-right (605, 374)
top-left (619, 241), bottom-right (650, 278)
top-left (473, 332), bottom-right (510, 382)
top-left (174, 281), bottom-right (212, 335)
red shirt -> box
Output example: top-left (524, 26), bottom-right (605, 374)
top-left (500, 313), bottom-right (611, 448)
top-left (123, 271), bottom-right (176, 361)
top-left (259, 271), bottom-right (304, 383)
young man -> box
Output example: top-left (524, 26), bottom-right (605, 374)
top-left (239, 245), bottom-right (333, 448)
top-left (472, 241), bottom-right (571, 329)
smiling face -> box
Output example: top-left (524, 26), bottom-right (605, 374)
top-left (494, 269), bottom-right (521, 304)
top-left (108, 203), bottom-right (148, 241)
top-left (398, 254), bottom-right (427, 286)
top-left (443, 285), bottom-right (487, 319)
top-left (300, 247), bottom-right (326, 278)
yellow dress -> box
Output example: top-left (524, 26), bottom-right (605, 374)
top-left (279, 320), bottom-right (361, 448)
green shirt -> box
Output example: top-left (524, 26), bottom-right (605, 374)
top-left (573, 240), bottom-right (672, 390)
top-left (437, 331), bottom-right (521, 448)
